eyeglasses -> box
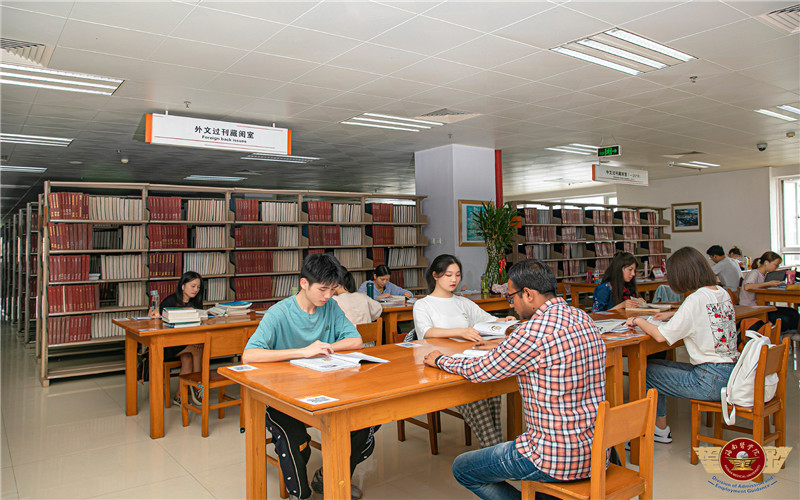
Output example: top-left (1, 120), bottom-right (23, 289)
top-left (504, 289), bottom-right (524, 304)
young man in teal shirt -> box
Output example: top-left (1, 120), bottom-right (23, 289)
top-left (242, 254), bottom-right (377, 499)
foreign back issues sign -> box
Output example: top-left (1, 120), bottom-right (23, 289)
top-left (145, 113), bottom-right (291, 155)
top-left (592, 164), bottom-right (648, 186)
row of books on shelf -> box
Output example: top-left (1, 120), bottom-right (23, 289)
top-left (333, 249), bottom-right (362, 269)
top-left (100, 254), bottom-right (146, 280)
top-left (523, 225), bottom-right (662, 243)
top-left (89, 196), bottom-right (144, 221)
top-left (235, 199), bottom-right (300, 222)
top-left (49, 255), bottom-right (90, 282)
top-left (205, 278), bottom-right (227, 302)
top-left (234, 250), bottom-right (300, 274)
top-left (184, 252), bottom-right (228, 275)
top-left (186, 199), bottom-right (227, 221)
top-left (386, 247), bottom-right (418, 267)
top-left (234, 225), bottom-right (299, 247)
top-left (48, 310), bottom-right (148, 344)
top-left (367, 226), bottom-right (418, 245)
top-left (193, 226), bottom-right (228, 248)
top-left (389, 269), bottom-right (419, 289)
top-left (147, 225), bottom-right (188, 249)
top-left (48, 192), bottom-right (90, 220)
top-left (305, 201), bottom-right (363, 222)
top-left (93, 225), bottom-right (145, 250)
top-left (148, 196), bottom-right (182, 221)
top-left (234, 276), bottom-right (273, 301)
top-left (520, 207), bottom-right (661, 226)
top-left (305, 226), bottom-right (362, 246)
top-left (118, 282), bottom-right (147, 307)
top-left (48, 284), bottom-right (99, 313)
top-left (523, 241), bottom-right (665, 260)
top-left (49, 223), bottom-right (92, 250)
top-left (149, 252), bottom-right (183, 277)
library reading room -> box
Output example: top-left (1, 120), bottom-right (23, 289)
top-left (1, 1), bottom-right (799, 499)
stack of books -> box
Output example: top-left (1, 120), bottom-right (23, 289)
top-left (162, 307), bottom-right (202, 328)
top-left (207, 301), bottom-right (252, 317)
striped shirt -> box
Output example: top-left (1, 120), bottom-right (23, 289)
top-left (436, 296), bottom-right (606, 481)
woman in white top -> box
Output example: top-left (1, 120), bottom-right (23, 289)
top-left (413, 254), bottom-right (516, 447)
top-left (739, 251), bottom-right (798, 332)
top-left (627, 247), bottom-right (738, 444)
top-left (332, 270), bottom-right (383, 326)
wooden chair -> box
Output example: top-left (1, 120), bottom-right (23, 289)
top-left (739, 319), bottom-right (780, 346)
top-left (356, 317), bottom-right (383, 346)
top-left (521, 389), bottom-right (657, 500)
top-left (690, 338), bottom-right (789, 483)
top-left (727, 287), bottom-right (739, 305)
top-left (163, 360), bottom-right (181, 408)
top-left (179, 330), bottom-right (248, 437)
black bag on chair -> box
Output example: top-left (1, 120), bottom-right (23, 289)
top-left (136, 348), bottom-right (149, 383)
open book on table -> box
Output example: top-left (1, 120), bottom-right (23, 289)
top-left (473, 320), bottom-right (520, 339)
top-left (289, 352), bottom-right (389, 372)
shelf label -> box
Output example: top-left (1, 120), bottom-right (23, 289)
top-left (592, 164), bottom-right (648, 186)
top-left (145, 113), bottom-right (291, 154)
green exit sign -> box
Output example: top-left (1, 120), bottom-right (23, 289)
top-left (597, 145), bottom-right (621, 157)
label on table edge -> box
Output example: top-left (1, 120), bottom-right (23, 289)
top-left (299, 395), bottom-right (339, 405)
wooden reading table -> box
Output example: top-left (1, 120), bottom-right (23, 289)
top-left (114, 313), bottom-right (261, 439)
top-left (753, 287), bottom-right (800, 308)
top-left (564, 278), bottom-right (668, 309)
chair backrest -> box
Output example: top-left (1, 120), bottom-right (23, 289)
top-left (753, 338), bottom-right (789, 408)
top-left (204, 329), bottom-right (251, 366)
top-left (590, 389), bottom-right (657, 499)
top-left (356, 317), bottom-right (383, 346)
top-left (727, 287), bottom-right (739, 305)
top-left (739, 319), bottom-right (780, 347)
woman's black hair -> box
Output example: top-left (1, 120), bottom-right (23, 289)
top-left (425, 254), bottom-right (462, 293)
top-left (373, 265), bottom-right (391, 279)
top-left (174, 271), bottom-right (204, 308)
top-left (340, 269), bottom-right (356, 293)
top-left (755, 251), bottom-right (782, 267)
top-left (601, 252), bottom-right (638, 305)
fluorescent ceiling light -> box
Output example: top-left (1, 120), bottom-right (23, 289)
top-left (560, 145), bottom-right (596, 152)
top-left (576, 39), bottom-right (666, 69)
top-left (0, 63), bottom-right (123, 95)
top-left (241, 153), bottom-right (320, 164)
top-left (552, 47), bottom-right (640, 75)
top-left (776, 104), bottom-right (800, 115)
top-left (569, 143), bottom-right (598, 149)
top-left (688, 161), bottom-right (720, 167)
top-left (352, 116), bottom-right (431, 129)
top-left (184, 175), bottom-right (245, 182)
top-left (341, 121), bottom-right (420, 132)
top-left (605, 28), bottom-right (695, 62)
top-left (754, 109), bottom-right (797, 121)
top-left (363, 113), bottom-right (444, 126)
top-left (546, 147), bottom-right (592, 155)
top-left (0, 165), bottom-right (47, 173)
top-left (0, 133), bottom-right (72, 147)
top-left (676, 162), bottom-right (708, 169)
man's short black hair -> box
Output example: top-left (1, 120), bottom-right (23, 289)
top-left (507, 259), bottom-right (557, 298)
top-left (340, 269), bottom-right (356, 293)
top-left (300, 253), bottom-right (344, 287)
top-left (706, 245), bottom-right (725, 257)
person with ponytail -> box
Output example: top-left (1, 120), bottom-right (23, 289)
top-left (739, 251), bottom-right (799, 332)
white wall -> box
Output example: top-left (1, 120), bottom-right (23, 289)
top-left (617, 167), bottom-right (773, 262)
top-left (415, 144), bottom-right (496, 290)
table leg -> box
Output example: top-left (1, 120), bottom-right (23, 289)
top-left (625, 343), bottom-right (646, 465)
top-left (148, 339), bottom-right (165, 439)
top-left (321, 412), bottom-right (351, 500)
top-left (506, 392), bottom-right (522, 440)
top-left (244, 388), bottom-right (267, 500)
top-left (125, 335), bottom-right (138, 416)
top-left (571, 289), bottom-right (579, 309)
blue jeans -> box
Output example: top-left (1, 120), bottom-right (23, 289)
top-left (646, 360), bottom-right (734, 417)
top-left (452, 441), bottom-right (563, 500)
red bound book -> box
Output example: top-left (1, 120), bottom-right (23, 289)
top-left (267, 225), bottom-right (277, 247)
top-left (266, 250), bottom-right (273, 273)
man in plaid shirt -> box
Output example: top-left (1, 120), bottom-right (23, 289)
top-left (423, 259), bottom-right (606, 500)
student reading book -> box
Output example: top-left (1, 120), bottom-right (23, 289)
top-left (412, 254), bottom-right (516, 448)
top-left (739, 251), bottom-right (799, 332)
top-left (241, 254), bottom-right (378, 500)
top-left (591, 252), bottom-right (645, 313)
top-left (358, 264), bottom-right (412, 299)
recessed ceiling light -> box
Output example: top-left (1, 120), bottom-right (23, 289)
top-left (552, 47), bottom-right (641, 75)
top-left (341, 112), bottom-right (443, 132)
top-left (776, 104), bottom-right (800, 115)
top-left (241, 153), bottom-right (320, 164)
top-left (545, 147), bottom-right (592, 155)
top-left (0, 133), bottom-right (72, 147)
top-left (754, 109), bottom-right (797, 121)
top-left (184, 175), bottom-right (245, 182)
top-left (676, 162), bottom-right (708, 169)
top-left (69, 160), bottom-right (83, 165)
top-left (362, 113), bottom-right (444, 126)
top-left (352, 116), bottom-right (432, 129)
top-left (0, 165), bottom-right (47, 173)
top-left (688, 161), bottom-right (720, 167)
top-left (604, 28), bottom-right (695, 62)
top-left (569, 143), bottom-right (598, 149)
top-left (0, 63), bottom-right (123, 95)
top-left (576, 39), bottom-right (667, 69)
top-left (341, 121), bottom-right (421, 132)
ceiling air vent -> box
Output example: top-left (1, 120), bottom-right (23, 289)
top-left (0, 38), bottom-right (53, 66)
top-left (757, 4), bottom-right (800, 34)
top-left (416, 108), bottom-right (480, 124)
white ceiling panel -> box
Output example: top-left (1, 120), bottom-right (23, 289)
top-left (446, 71), bottom-right (529, 96)
top-left (127, 61), bottom-right (218, 88)
top-left (48, 48), bottom-right (146, 80)
top-left (535, 91), bottom-right (608, 111)
top-left (421, 1), bottom-right (553, 33)
top-left (57, 20), bottom-right (167, 59)
top-left (582, 78), bottom-right (666, 100)
top-left (200, 73), bottom-right (285, 98)
top-left (150, 38), bottom-right (249, 72)
top-left (318, 92), bottom-right (398, 112)
top-left (539, 65), bottom-right (628, 92)
top-left (291, 2), bottom-right (417, 41)
top-left (230, 98), bottom-right (312, 122)
top-left (565, 1), bottom-right (679, 26)
top-left (622, 1), bottom-right (748, 43)
top-left (436, 35), bottom-right (541, 70)
top-left (390, 57), bottom-right (482, 86)
top-left (493, 5), bottom-right (613, 49)
top-left (615, 88), bottom-right (695, 108)
top-left (198, 2), bottom-right (316, 25)
top-left (225, 52), bottom-right (320, 81)
top-left (170, 7), bottom-right (285, 50)
top-left (327, 43), bottom-right (426, 75)
top-left (492, 82), bottom-right (572, 104)
top-left (670, 19), bottom-right (785, 60)
top-left (263, 83), bottom-right (343, 105)
top-left (737, 56), bottom-right (800, 94)
top-left (67, 1), bottom-right (195, 35)
top-left (707, 33), bottom-right (800, 71)
top-left (0, 6), bottom-right (69, 45)
top-left (292, 65), bottom-right (382, 92)
top-left (369, 15), bottom-right (483, 56)
top-left (255, 26), bottom-right (363, 64)
top-left (492, 50), bottom-right (584, 81)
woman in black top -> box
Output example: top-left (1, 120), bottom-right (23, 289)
top-left (148, 271), bottom-right (204, 405)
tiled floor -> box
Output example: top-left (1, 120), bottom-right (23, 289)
top-left (1, 321), bottom-right (798, 499)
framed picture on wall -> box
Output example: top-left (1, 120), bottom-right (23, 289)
top-left (671, 202), bottom-right (702, 232)
top-left (458, 200), bottom-right (489, 246)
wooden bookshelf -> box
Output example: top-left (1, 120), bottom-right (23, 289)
top-left (510, 200), bottom-right (671, 283)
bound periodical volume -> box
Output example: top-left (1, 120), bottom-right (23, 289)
top-left (183, 252), bottom-right (227, 275)
top-left (473, 320), bottom-right (519, 338)
top-left (89, 196), bottom-right (144, 221)
top-left (207, 300), bottom-right (251, 317)
top-left (186, 199), bottom-right (226, 221)
top-left (204, 278), bottom-right (227, 302)
top-left (118, 282), bottom-right (147, 307)
top-left (290, 352), bottom-right (389, 372)
top-left (192, 226), bottom-right (227, 249)
top-left (162, 307), bottom-right (201, 326)
top-left (332, 203), bottom-right (362, 223)
top-left (148, 196), bottom-right (182, 221)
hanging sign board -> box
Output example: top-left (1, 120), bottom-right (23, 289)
top-left (145, 113), bottom-right (291, 154)
top-left (592, 164), bottom-right (648, 186)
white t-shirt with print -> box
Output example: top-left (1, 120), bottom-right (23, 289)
top-left (657, 286), bottom-right (738, 365)
top-left (412, 295), bottom-right (497, 339)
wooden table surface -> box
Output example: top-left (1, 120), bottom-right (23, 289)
top-left (114, 313), bottom-right (261, 439)
top-left (379, 293), bottom-right (511, 344)
top-left (753, 287), bottom-right (800, 307)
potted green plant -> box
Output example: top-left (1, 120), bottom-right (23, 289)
top-left (473, 201), bottom-right (519, 291)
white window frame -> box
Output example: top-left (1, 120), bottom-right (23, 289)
top-left (777, 176), bottom-right (800, 265)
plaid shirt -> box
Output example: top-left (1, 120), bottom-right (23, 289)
top-left (437, 296), bottom-right (606, 481)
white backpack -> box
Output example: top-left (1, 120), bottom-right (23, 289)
top-left (720, 330), bottom-right (778, 425)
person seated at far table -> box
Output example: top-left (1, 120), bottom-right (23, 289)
top-left (739, 251), bottom-right (799, 332)
top-left (358, 264), bottom-right (412, 299)
top-left (728, 246), bottom-right (747, 270)
top-left (423, 259), bottom-right (606, 499)
top-left (413, 254), bottom-right (517, 448)
top-left (707, 244), bottom-right (743, 291)
top-left (333, 268), bottom-right (382, 326)
top-left (591, 251), bottom-right (646, 312)
top-left (147, 271), bottom-right (204, 406)
top-left (626, 247), bottom-right (739, 445)
top-left (242, 254), bottom-right (378, 500)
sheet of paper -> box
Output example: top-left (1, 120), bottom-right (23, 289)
top-left (452, 349), bottom-right (491, 359)
top-left (228, 364), bottom-right (257, 372)
top-left (396, 342), bottom-right (420, 348)
top-left (298, 395), bottom-right (339, 405)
